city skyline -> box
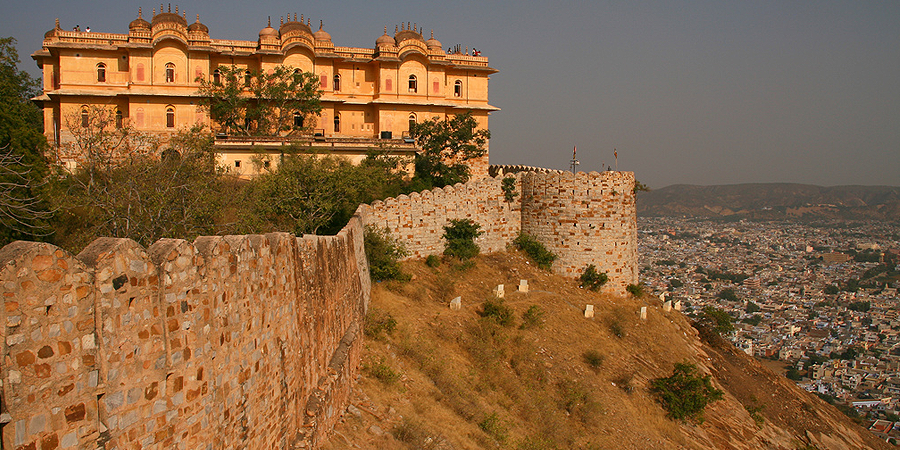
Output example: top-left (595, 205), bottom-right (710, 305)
top-left (4, 0), bottom-right (898, 189)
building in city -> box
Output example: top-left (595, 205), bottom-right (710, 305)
top-left (32, 7), bottom-right (498, 177)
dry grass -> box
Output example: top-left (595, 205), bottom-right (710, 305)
top-left (322, 250), bottom-right (891, 450)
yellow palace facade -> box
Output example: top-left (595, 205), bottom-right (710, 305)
top-left (32, 6), bottom-right (498, 177)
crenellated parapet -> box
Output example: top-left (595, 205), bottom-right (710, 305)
top-left (359, 168), bottom-right (638, 295)
top-left (0, 216), bottom-right (370, 449)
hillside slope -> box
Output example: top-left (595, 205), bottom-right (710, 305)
top-left (322, 252), bottom-right (891, 449)
top-left (636, 183), bottom-right (900, 221)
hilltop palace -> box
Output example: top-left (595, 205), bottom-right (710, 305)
top-left (31, 6), bottom-right (498, 177)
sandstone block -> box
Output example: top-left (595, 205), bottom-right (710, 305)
top-left (584, 304), bottom-right (594, 319)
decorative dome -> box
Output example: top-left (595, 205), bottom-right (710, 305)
top-left (187, 14), bottom-right (208, 33)
top-left (279, 13), bottom-right (313, 36)
top-left (259, 17), bottom-right (278, 39)
top-left (375, 27), bottom-right (395, 46)
top-left (151, 4), bottom-right (188, 28)
top-left (313, 20), bottom-right (331, 42)
top-left (425, 30), bottom-right (442, 51)
top-left (129, 8), bottom-right (150, 30)
top-left (394, 22), bottom-right (424, 44)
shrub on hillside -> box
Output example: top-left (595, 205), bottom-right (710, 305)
top-left (582, 350), bottom-right (604, 369)
top-left (512, 232), bottom-right (556, 270)
top-left (442, 218), bottom-right (482, 260)
top-left (626, 283), bottom-right (645, 297)
top-left (650, 361), bottom-right (723, 422)
top-left (364, 225), bottom-right (409, 282)
top-left (479, 297), bottom-right (515, 327)
top-left (579, 264), bottom-right (608, 291)
top-left (520, 305), bottom-right (545, 330)
top-left (425, 254), bottom-right (441, 268)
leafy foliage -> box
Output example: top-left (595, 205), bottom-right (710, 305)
top-left (197, 65), bottom-right (322, 136)
top-left (0, 37), bottom-right (50, 244)
top-left (47, 126), bottom-right (224, 250)
top-left (364, 225), bottom-right (409, 282)
top-left (501, 176), bottom-right (518, 202)
top-left (579, 264), bottom-right (609, 291)
top-left (582, 350), bottom-right (604, 369)
top-left (512, 232), bottom-right (557, 270)
top-left (717, 288), bottom-right (739, 301)
top-left (626, 283), bottom-right (645, 297)
top-left (240, 150), bottom-right (404, 235)
top-left (520, 305), bottom-right (545, 330)
top-left (479, 297), bottom-right (515, 327)
top-left (409, 111), bottom-right (490, 189)
top-left (442, 218), bottom-right (483, 259)
top-left (699, 306), bottom-right (735, 335)
top-left (650, 362), bottom-right (723, 422)
top-left (363, 308), bottom-right (398, 339)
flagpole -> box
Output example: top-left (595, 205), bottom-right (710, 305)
top-left (614, 148), bottom-right (618, 171)
top-left (570, 145), bottom-right (579, 174)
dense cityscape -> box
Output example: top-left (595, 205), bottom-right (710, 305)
top-left (639, 217), bottom-right (900, 441)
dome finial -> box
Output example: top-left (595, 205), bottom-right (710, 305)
top-left (280, 16), bottom-right (283, 26)
top-left (384, 26), bottom-right (387, 34)
top-left (55, 18), bottom-right (60, 29)
top-left (167, 3), bottom-right (171, 13)
top-left (300, 14), bottom-right (304, 23)
top-left (294, 13), bottom-right (297, 22)
top-left (138, 7), bottom-right (142, 19)
top-left (152, 8), bottom-right (156, 17)
top-left (268, 16), bottom-right (271, 27)
top-left (319, 20), bottom-right (323, 30)
top-left (175, 5), bottom-right (178, 15)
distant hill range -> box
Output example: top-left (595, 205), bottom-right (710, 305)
top-left (637, 183), bottom-right (900, 221)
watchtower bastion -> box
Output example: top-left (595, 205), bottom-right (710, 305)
top-left (360, 166), bottom-right (638, 295)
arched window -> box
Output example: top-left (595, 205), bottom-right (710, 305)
top-left (408, 75), bottom-right (417, 93)
top-left (408, 113), bottom-right (416, 133)
top-left (454, 80), bottom-right (462, 97)
top-left (293, 112), bottom-right (303, 130)
top-left (97, 63), bottom-right (106, 83)
top-left (244, 70), bottom-right (251, 86)
top-left (333, 114), bottom-right (340, 133)
top-left (80, 106), bottom-right (89, 128)
top-left (333, 74), bottom-right (341, 92)
top-left (115, 110), bottom-right (123, 128)
top-left (213, 69), bottom-right (220, 84)
top-left (166, 106), bottom-right (175, 128)
top-left (165, 63), bottom-right (175, 83)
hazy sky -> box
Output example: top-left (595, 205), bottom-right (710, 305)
top-left (4, 0), bottom-right (898, 189)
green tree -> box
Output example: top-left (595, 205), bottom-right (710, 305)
top-left (197, 65), bottom-right (322, 136)
top-left (700, 306), bottom-right (734, 335)
top-left (0, 37), bottom-right (51, 244)
top-left (364, 225), bottom-right (408, 282)
top-left (442, 218), bottom-right (482, 259)
top-left (48, 126), bottom-right (225, 250)
top-left (409, 111), bottom-right (490, 189)
top-left (650, 362), bottom-right (723, 422)
top-left (239, 150), bottom-right (405, 236)
top-left (579, 264), bottom-right (609, 291)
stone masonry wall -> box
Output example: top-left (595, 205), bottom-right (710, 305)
top-left (0, 216), bottom-right (370, 450)
top-left (359, 175), bottom-right (522, 258)
top-left (359, 168), bottom-right (638, 295)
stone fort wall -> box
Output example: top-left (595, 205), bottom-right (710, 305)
top-left (0, 216), bottom-right (370, 450)
top-left (0, 166), bottom-right (637, 450)
top-left (360, 167), bottom-right (638, 295)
